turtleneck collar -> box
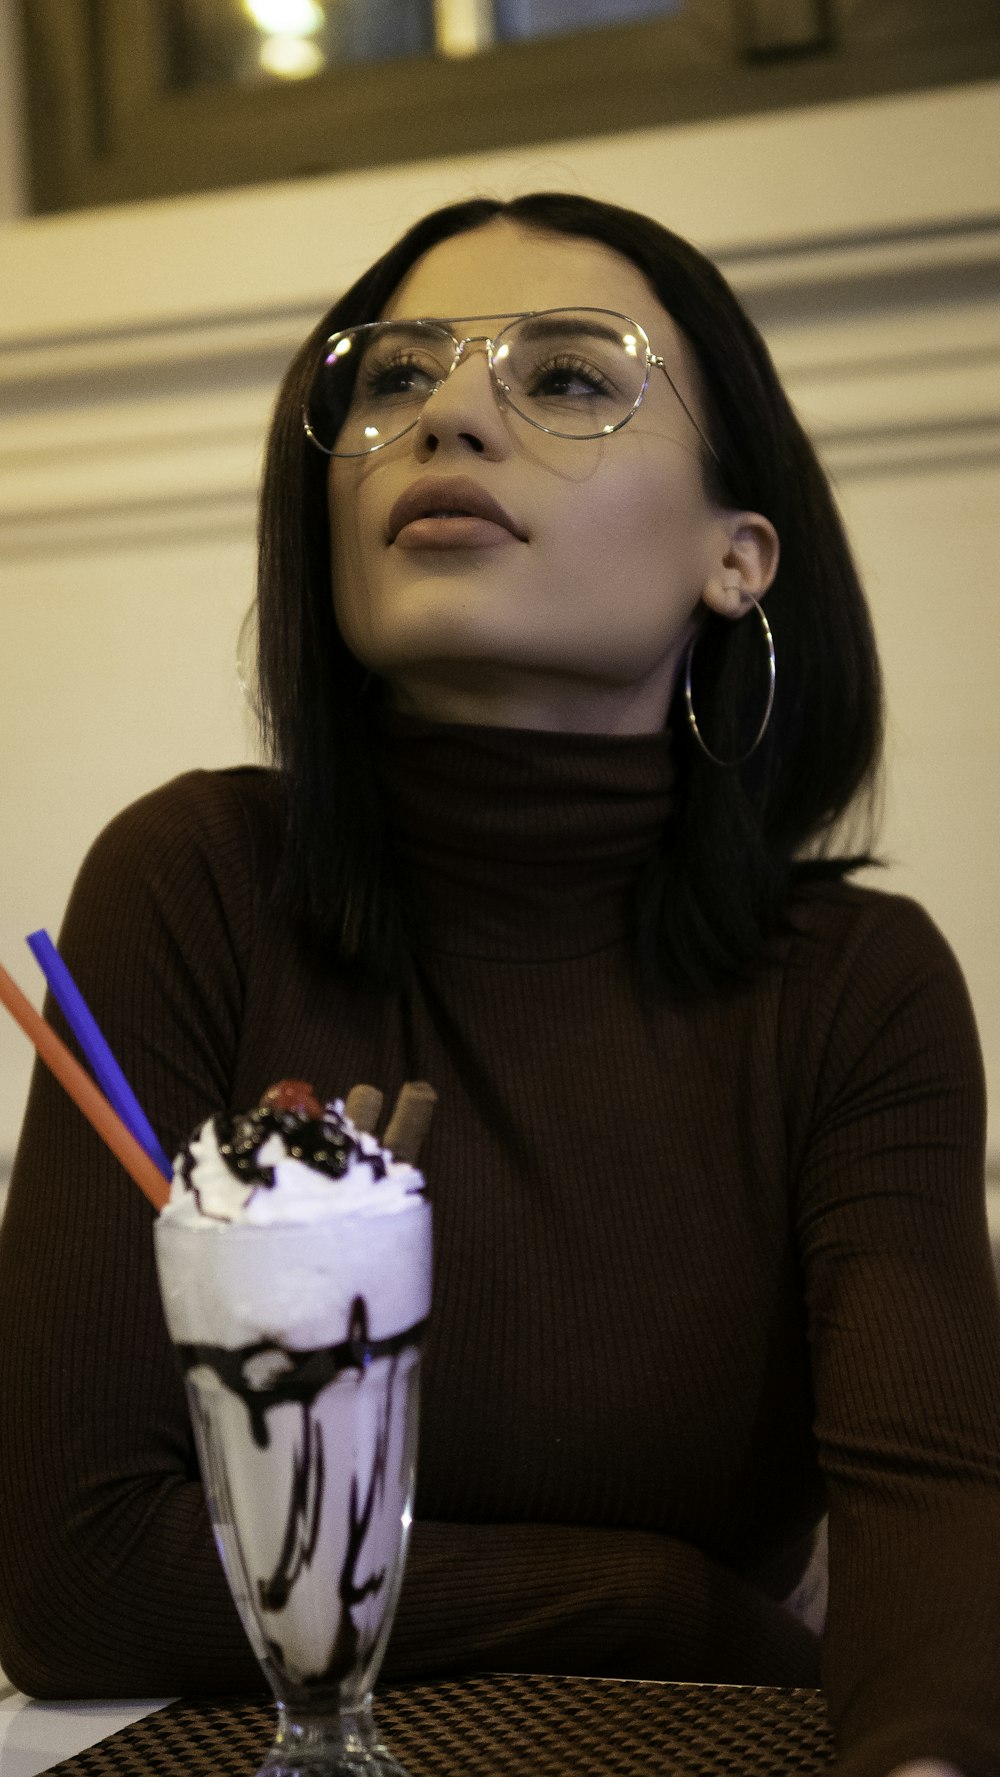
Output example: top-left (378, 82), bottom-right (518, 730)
top-left (375, 707), bottom-right (674, 960)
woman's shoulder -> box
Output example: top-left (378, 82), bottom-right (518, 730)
top-left (64, 767), bottom-right (289, 969)
top-left (97, 764), bottom-right (283, 844)
top-left (83, 765), bottom-right (286, 884)
top-left (777, 875), bottom-right (981, 1078)
top-left (786, 875), bottom-right (954, 963)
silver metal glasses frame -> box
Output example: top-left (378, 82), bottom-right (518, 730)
top-left (302, 307), bottom-right (721, 464)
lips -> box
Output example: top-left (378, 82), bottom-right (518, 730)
top-left (387, 477), bottom-right (525, 545)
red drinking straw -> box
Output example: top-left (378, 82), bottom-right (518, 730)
top-left (0, 959), bottom-right (170, 1211)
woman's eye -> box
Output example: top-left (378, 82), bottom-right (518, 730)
top-left (362, 354), bottom-right (441, 400)
top-left (526, 355), bottom-right (616, 401)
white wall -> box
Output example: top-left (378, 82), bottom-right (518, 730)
top-left (1, 80), bottom-right (998, 1187)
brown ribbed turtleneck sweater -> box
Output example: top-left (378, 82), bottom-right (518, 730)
top-left (1, 718), bottom-right (999, 1777)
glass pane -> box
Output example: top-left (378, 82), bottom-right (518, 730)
top-left (495, 0), bottom-right (682, 40)
top-left (159, 0), bottom-right (683, 90)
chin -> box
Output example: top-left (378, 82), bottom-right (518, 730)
top-left (342, 586), bottom-right (536, 674)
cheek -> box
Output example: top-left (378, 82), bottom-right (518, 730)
top-left (547, 450), bottom-right (712, 587)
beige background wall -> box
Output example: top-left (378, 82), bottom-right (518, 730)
top-left (1, 78), bottom-right (998, 1190)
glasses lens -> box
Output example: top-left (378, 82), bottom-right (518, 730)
top-left (493, 310), bottom-right (648, 438)
top-left (306, 322), bottom-right (456, 455)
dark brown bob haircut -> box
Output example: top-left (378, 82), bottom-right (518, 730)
top-left (256, 191), bottom-right (882, 999)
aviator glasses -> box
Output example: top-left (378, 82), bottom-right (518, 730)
top-left (303, 307), bottom-right (719, 461)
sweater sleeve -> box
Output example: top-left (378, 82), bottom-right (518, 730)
top-left (791, 894), bottom-right (1000, 1777)
top-left (0, 772), bottom-right (265, 1697)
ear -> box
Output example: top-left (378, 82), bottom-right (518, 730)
top-left (701, 513), bottom-right (780, 621)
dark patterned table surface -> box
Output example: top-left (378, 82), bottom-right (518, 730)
top-left (41, 1673), bottom-right (836, 1775)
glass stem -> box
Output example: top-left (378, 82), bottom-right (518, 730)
top-left (263, 1695), bottom-right (377, 1771)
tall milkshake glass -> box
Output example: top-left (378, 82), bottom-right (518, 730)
top-left (154, 1093), bottom-right (432, 1777)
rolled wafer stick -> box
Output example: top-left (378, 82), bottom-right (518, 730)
top-left (383, 1080), bottom-right (437, 1164)
top-left (0, 960), bottom-right (170, 1212)
top-left (344, 1082), bottom-right (384, 1135)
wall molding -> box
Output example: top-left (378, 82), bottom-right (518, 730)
top-left (1, 214), bottom-right (997, 556)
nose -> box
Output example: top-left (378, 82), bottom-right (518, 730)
top-left (412, 339), bottom-right (508, 461)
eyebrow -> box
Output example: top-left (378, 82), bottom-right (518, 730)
top-left (512, 316), bottom-right (629, 347)
top-left (390, 312), bottom-right (637, 349)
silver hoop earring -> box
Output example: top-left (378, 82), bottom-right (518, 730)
top-left (684, 597), bottom-right (775, 767)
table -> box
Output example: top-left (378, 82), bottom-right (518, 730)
top-left (0, 1680), bottom-right (170, 1777)
top-left (0, 1685), bottom-right (168, 1777)
top-left (18, 1674), bottom-right (837, 1775)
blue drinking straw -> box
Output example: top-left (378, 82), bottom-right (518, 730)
top-left (26, 928), bottom-right (173, 1180)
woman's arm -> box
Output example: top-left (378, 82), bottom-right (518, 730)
top-left (791, 893), bottom-right (1000, 1777)
top-left (0, 772), bottom-right (263, 1696)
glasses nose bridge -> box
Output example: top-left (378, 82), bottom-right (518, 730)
top-left (448, 330), bottom-right (495, 374)
top-left (419, 330), bottom-right (500, 426)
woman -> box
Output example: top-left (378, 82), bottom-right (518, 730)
top-left (0, 193), bottom-right (997, 1777)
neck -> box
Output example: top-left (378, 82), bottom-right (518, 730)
top-left (384, 658), bottom-right (681, 736)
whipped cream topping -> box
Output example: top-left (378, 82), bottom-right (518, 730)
top-left (163, 1096), bottom-right (425, 1228)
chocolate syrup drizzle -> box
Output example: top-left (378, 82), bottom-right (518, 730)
top-left (259, 1406), bottom-right (324, 1612)
top-left (179, 1296), bottom-right (425, 1694)
top-left (177, 1297), bottom-right (423, 1449)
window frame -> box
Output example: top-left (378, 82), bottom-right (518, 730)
top-left (17, 0), bottom-right (1000, 215)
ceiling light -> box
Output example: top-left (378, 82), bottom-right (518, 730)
top-left (244, 0), bottom-right (324, 36)
top-left (259, 34), bottom-right (325, 78)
